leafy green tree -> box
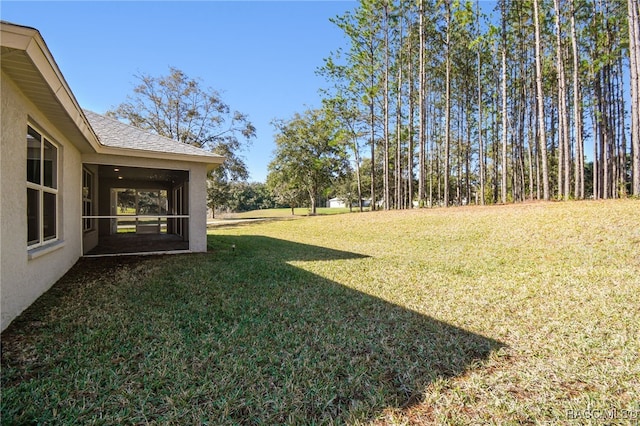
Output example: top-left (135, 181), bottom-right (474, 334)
top-left (267, 109), bottom-right (350, 215)
top-left (324, 0), bottom-right (385, 210)
top-left (225, 182), bottom-right (275, 212)
top-left (206, 174), bottom-right (230, 218)
top-left (107, 67), bottom-right (256, 206)
top-left (330, 166), bottom-right (360, 212)
top-left (266, 170), bottom-right (306, 215)
top-left (321, 96), bottom-right (367, 211)
top-left (208, 181), bottom-right (275, 215)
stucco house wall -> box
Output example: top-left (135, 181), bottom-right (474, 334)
top-left (1, 71), bottom-right (83, 330)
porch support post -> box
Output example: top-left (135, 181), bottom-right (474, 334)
top-left (188, 164), bottom-right (208, 253)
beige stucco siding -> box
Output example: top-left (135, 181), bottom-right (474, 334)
top-left (188, 163), bottom-right (208, 253)
top-left (1, 72), bottom-right (83, 331)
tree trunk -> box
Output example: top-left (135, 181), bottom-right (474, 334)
top-left (418, 0), bottom-right (426, 206)
top-left (629, 0), bottom-right (640, 195)
top-left (553, 0), bottom-right (570, 200)
top-left (458, 106), bottom-right (463, 205)
top-left (477, 0), bottom-right (485, 205)
top-left (591, 95), bottom-right (599, 199)
top-left (428, 89), bottom-right (434, 207)
top-left (353, 133), bottom-right (364, 212)
top-left (369, 20), bottom-right (377, 212)
top-left (383, 3), bottom-right (390, 210)
top-left (466, 102), bottom-right (472, 204)
top-left (370, 77), bottom-right (376, 211)
top-left (501, 25), bottom-right (508, 204)
top-left (533, 0), bottom-right (550, 200)
top-left (493, 74), bottom-right (500, 203)
top-left (395, 11), bottom-right (403, 209)
top-left (309, 188), bottom-right (317, 215)
top-left (615, 58), bottom-right (627, 197)
top-left (570, 0), bottom-right (584, 199)
top-left (601, 67), bottom-right (610, 199)
top-left (527, 107), bottom-right (535, 200)
top-left (444, 0), bottom-right (451, 207)
top-left (408, 29), bottom-right (414, 209)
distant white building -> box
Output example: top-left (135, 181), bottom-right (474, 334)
top-left (326, 198), bottom-right (374, 208)
top-left (326, 198), bottom-right (346, 208)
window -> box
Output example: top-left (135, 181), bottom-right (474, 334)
top-left (27, 125), bottom-right (58, 248)
top-left (82, 168), bottom-right (93, 232)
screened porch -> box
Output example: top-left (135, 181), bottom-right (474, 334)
top-left (82, 165), bottom-right (192, 256)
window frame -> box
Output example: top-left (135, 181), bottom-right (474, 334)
top-left (82, 168), bottom-right (94, 232)
top-left (27, 124), bottom-right (59, 249)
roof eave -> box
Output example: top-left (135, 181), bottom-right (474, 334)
top-left (1, 22), bottom-right (102, 153)
top-left (95, 145), bottom-right (225, 170)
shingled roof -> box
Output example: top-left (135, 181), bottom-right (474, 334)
top-left (84, 110), bottom-right (223, 160)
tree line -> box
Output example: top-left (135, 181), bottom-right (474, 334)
top-left (269, 0), bottom-right (639, 210)
top-left (109, 0), bottom-right (639, 213)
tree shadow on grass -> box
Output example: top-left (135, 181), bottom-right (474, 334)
top-left (1, 235), bottom-right (504, 424)
top-left (207, 216), bottom-right (296, 230)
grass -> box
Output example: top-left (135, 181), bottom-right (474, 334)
top-left (220, 206), bottom-right (365, 219)
top-left (2, 199), bottom-right (639, 424)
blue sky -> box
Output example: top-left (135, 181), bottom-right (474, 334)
top-left (2, 1), bottom-right (357, 182)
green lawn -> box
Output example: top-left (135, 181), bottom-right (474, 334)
top-left (2, 200), bottom-right (639, 424)
top-left (220, 206), bottom-right (365, 219)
